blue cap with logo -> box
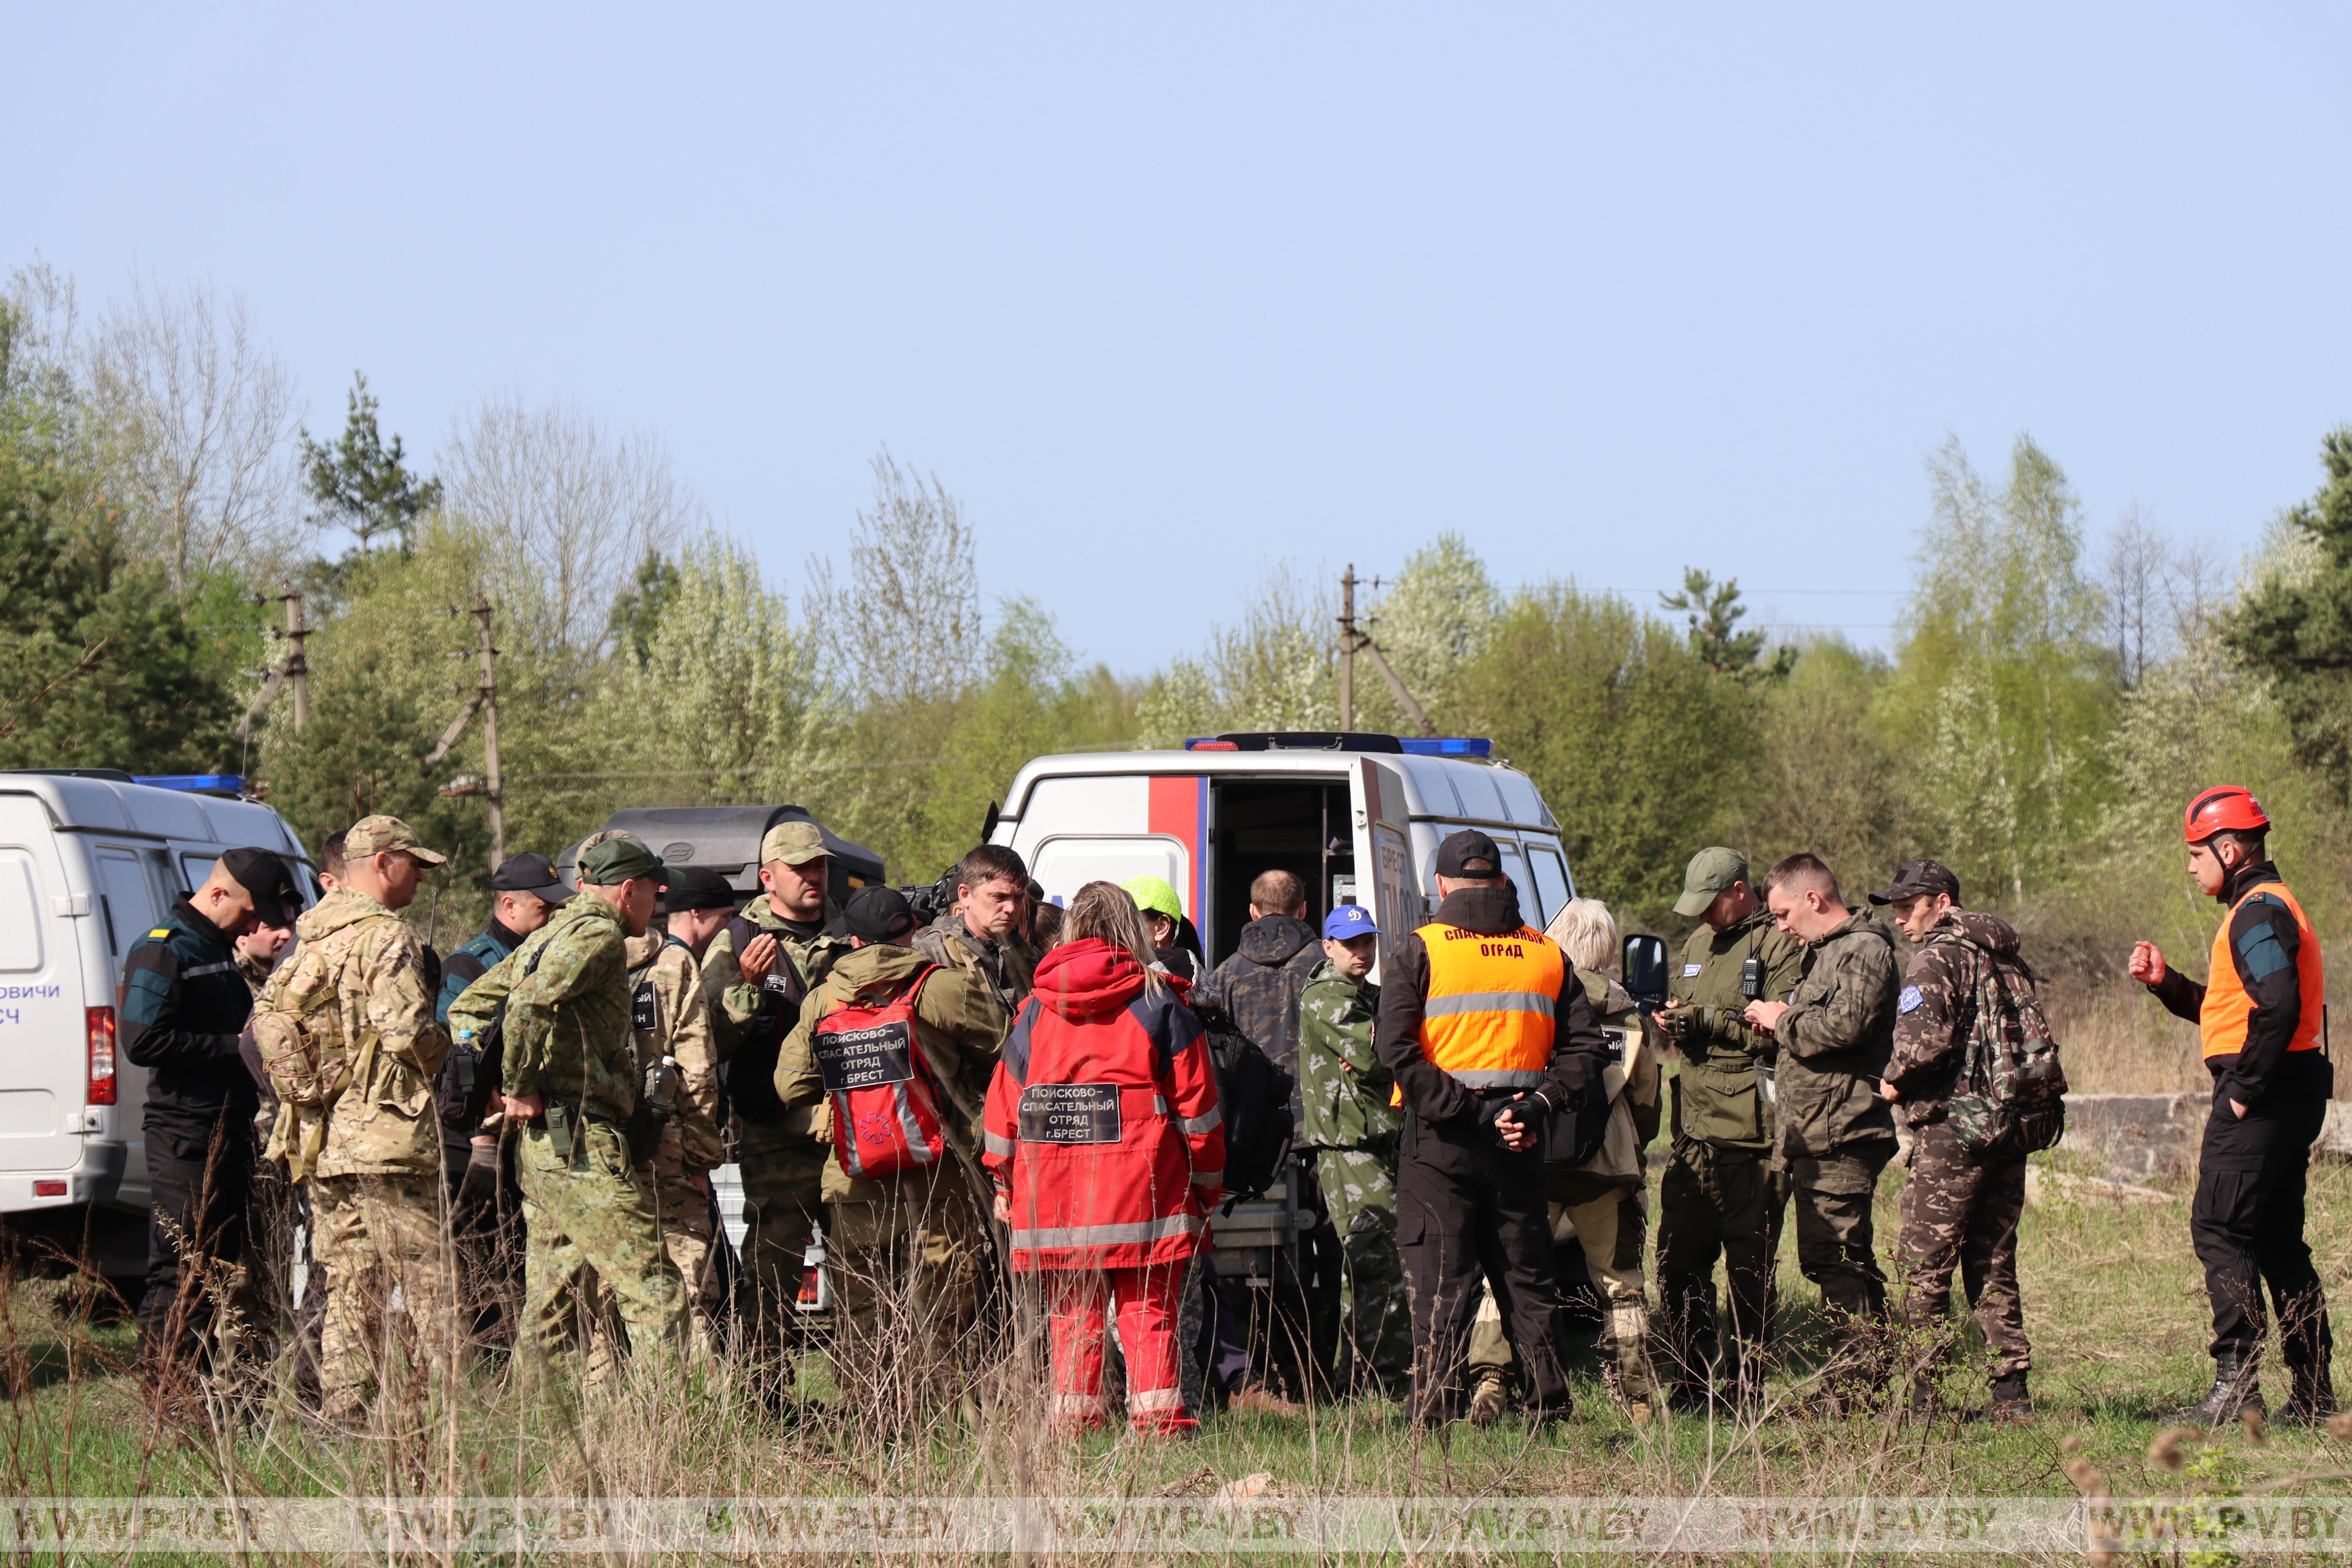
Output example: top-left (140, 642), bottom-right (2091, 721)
top-left (1323, 904), bottom-right (1381, 940)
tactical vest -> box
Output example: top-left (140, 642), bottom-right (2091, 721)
top-left (1412, 920), bottom-right (1565, 1088)
top-left (2201, 880), bottom-right (2325, 1061)
top-left (728, 914), bottom-right (808, 1122)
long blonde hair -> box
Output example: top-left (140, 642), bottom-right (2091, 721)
top-left (1066, 880), bottom-right (1167, 996)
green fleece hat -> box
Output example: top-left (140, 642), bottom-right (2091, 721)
top-left (1122, 875), bottom-right (1183, 922)
top-left (1673, 846), bottom-right (1749, 918)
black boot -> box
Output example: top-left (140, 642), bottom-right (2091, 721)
top-left (1975, 1371), bottom-right (2031, 1424)
top-left (2175, 1354), bottom-right (2265, 1426)
top-left (2283, 1365), bottom-right (2337, 1426)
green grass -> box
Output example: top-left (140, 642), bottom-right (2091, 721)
top-left (8, 1148), bottom-right (2352, 1519)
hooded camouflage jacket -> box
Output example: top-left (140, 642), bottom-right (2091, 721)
top-left (457, 895), bottom-right (637, 1123)
top-left (1297, 959), bottom-right (1398, 1150)
top-left (1199, 914), bottom-right (1323, 1075)
top-left (912, 911), bottom-right (1036, 1038)
top-left (624, 930), bottom-right (724, 1174)
top-left (773, 942), bottom-right (1002, 1202)
top-left (1772, 908), bottom-right (1900, 1159)
top-left (1883, 909), bottom-right (2023, 1128)
top-left (250, 888), bottom-right (448, 1181)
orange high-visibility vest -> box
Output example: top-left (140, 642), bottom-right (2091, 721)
top-left (2200, 880), bottom-right (2325, 1060)
top-left (1414, 920), bottom-right (1566, 1088)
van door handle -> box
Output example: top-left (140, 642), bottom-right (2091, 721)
top-left (52, 895), bottom-right (91, 917)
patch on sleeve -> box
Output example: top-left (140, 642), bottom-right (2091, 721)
top-left (147, 929), bottom-right (172, 940)
top-left (1898, 985), bottom-right (1924, 1014)
top-left (1681, 963), bottom-right (1702, 977)
top-left (2236, 925), bottom-right (2292, 983)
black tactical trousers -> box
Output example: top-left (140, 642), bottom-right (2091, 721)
top-left (1655, 1137), bottom-right (1779, 1393)
top-left (139, 1104), bottom-right (256, 1370)
top-left (1396, 1113), bottom-right (1570, 1423)
top-left (2192, 1055), bottom-right (2332, 1373)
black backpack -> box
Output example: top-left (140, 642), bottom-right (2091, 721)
top-left (438, 945), bottom-right (544, 1130)
top-left (1199, 1011), bottom-right (1296, 1202)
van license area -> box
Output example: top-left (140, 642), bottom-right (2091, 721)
top-left (1018, 1083), bottom-right (1122, 1144)
top-left (813, 1022), bottom-right (914, 1091)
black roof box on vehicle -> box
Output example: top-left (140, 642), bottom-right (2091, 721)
top-left (1193, 732), bottom-right (1405, 753)
top-left (557, 805), bottom-right (884, 909)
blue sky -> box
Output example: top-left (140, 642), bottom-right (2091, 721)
top-left (9, 4), bottom-right (2348, 667)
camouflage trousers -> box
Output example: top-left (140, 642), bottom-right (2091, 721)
top-left (825, 1163), bottom-right (983, 1408)
top-left (1779, 1143), bottom-right (1893, 1366)
top-left (310, 1172), bottom-right (459, 1425)
top-left (1655, 1139), bottom-right (1779, 1393)
top-left (1314, 1145), bottom-right (1413, 1395)
top-left (514, 1120), bottom-right (684, 1371)
top-left (1468, 1180), bottom-right (1656, 1404)
top-left (584, 1166), bottom-right (724, 1378)
top-left (1896, 1120), bottom-right (2028, 1381)
top-left (735, 1122), bottom-right (828, 1362)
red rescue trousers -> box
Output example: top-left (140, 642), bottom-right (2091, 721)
top-left (1045, 1263), bottom-right (1194, 1434)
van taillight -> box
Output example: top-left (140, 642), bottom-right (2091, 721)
top-left (87, 1008), bottom-right (116, 1106)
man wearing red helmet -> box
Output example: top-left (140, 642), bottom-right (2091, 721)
top-left (2129, 787), bottom-right (2334, 1426)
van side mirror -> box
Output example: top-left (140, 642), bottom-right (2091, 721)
top-left (1621, 933), bottom-right (1669, 1011)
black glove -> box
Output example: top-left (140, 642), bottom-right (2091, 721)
top-left (457, 1139), bottom-right (501, 1212)
top-left (1477, 1091), bottom-right (1546, 1151)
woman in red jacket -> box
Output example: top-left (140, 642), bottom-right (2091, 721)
top-left (984, 880), bottom-right (1226, 1436)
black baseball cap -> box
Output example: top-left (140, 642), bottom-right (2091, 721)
top-left (492, 852), bottom-right (568, 903)
top-left (660, 865), bottom-right (739, 914)
top-left (220, 848), bottom-right (298, 928)
top-left (1434, 829), bottom-right (1502, 878)
top-left (843, 885), bottom-right (919, 944)
top-left (1869, 858), bottom-right (1962, 906)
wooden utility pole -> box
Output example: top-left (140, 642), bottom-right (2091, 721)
top-left (1336, 566), bottom-right (1439, 738)
top-left (427, 593), bottom-right (504, 868)
top-left (1338, 565), bottom-right (1357, 731)
top-left (234, 584), bottom-right (309, 746)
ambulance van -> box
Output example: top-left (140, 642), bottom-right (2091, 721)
top-left (988, 731), bottom-right (1574, 1296)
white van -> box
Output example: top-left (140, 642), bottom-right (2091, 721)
top-left (990, 731), bottom-right (1574, 1297)
top-left (991, 732), bottom-right (1574, 969)
top-left (0, 770), bottom-right (317, 1252)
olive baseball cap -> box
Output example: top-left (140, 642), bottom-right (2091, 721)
top-left (1869, 858), bottom-right (1962, 906)
top-left (759, 820), bottom-right (828, 867)
top-left (577, 835), bottom-right (665, 886)
top-left (1673, 847), bottom-right (1749, 918)
top-left (343, 815), bottom-right (448, 867)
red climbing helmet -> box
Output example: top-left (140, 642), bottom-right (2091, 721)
top-left (2183, 786), bottom-right (2270, 844)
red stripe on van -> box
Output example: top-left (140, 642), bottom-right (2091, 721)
top-left (1146, 775), bottom-right (1207, 922)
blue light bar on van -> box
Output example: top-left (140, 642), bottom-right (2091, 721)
top-left (134, 774), bottom-right (246, 793)
top-left (1399, 738), bottom-right (1492, 758)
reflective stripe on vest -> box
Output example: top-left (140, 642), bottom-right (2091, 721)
top-left (1414, 920), bottom-right (1566, 1088)
top-left (2201, 881), bottom-right (2325, 1060)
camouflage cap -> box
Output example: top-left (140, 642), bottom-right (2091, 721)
top-left (577, 834), bottom-right (665, 886)
top-left (1673, 846), bottom-right (1748, 918)
top-left (343, 815), bottom-right (448, 867)
top-left (759, 820), bottom-right (828, 867)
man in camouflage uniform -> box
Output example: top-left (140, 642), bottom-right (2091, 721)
top-left (1653, 847), bottom-right (1804, 1410)
top-left (250, 816), bottom-right (457, 1426)
top-left (462, 835), bottom-right (685, 1369)
top-left (776, 887), bottom-right (1002, 1406)
top-left (911, 843), bottom-right (1038, 1036)
top-left (1873, 859), bottom-right (2034, 1421)
top-left (699, 820), bottom-right (851, 1371)
top-left (1198, 868), bottom-right (1323, 1082)
top-left (1298, 904), bottom-right (1411, 1397)
top-left (583, 835), bottom-right (726, 1362)
top-left (1743, 853), bottom-right (1900, 1402)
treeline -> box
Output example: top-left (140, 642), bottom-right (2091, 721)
top-left (7, 261), bottom-right (2352, 980)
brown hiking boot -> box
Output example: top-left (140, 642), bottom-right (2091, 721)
top-left (1230, 1383), bottom-right (1303, 1417)
top-left (1467, 1369), bottom-right (1510, 1427)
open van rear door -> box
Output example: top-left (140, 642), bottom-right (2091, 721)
top-left (1350, 757), bottom-right (1423, 983)
top-left (0, 798), bottom-right (87, 1176)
